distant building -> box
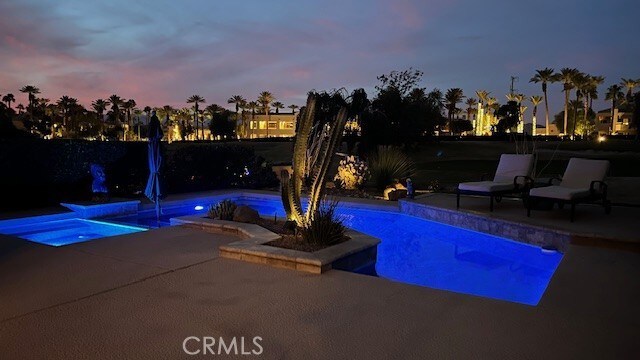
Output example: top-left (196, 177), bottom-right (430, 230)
top-left (532, 123), bottom-right (559, 136)
top-left (245, 112), bottom-right (297, 138)
top-left (595, 108), bottom-right (635, 135)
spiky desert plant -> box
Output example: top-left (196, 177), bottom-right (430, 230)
top-left (368, 146), bottom-right (415, 190)
top-left (281, 93), bottom-right (349, 227)
top-left (298, 200), bottom-right (346, 246)
top-left (207, 199), bottom-right (237, 220)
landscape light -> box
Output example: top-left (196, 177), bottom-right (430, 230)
top-left (598, 136), bottom-right (606, 143)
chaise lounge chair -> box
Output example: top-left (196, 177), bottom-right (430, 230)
top-left (527, 158), bottom-right (611, 222)
top-left (457, 154), bottom-right (534, 211)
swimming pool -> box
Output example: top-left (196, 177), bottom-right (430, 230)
top-left (108, 195), bottom-right (562, 305)
top-left (0, 218), bottom-right (147, 246)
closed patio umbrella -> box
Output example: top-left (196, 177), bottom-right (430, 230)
top-left (144, 111), bottom-right (164, 223)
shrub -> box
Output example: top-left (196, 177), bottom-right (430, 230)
top-left (0, 139), bottom-right (279, 211)
top-left (368, 146), bottom-right (415, 190)
top-left (299, 201), bottom-right (346, 246)
top-left (334, 155), bottom-right (369, 190)
top-left (207, 199), bottom-right (237, 220)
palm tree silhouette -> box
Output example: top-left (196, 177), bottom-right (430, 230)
top-left (257, 91), bottom-right (274, 137)
top-left (247, 101), bottom-right (258, 138)
top-left (605, 84), bottom-right (624, 134)
top-left (228, 95), bottom-right (247, 137)
top-left (123, 99), bottom-right (136, 127)
top-left (2, 93), bottom-right (15, 109)
top-left (272, 101), bottom-right (284, 114)
top-left (465, 98), bottom-right (477, 121)
top-left (620, 78), bottom-right (638, 102)
top-left (57, 95), bottom-right (77, 130)
top-left (444, 88), bottom-right (465, 131)
top-left (108, 95), bottom-right (123, 123)
top-left (288, 104), bottom-right (299, 114)
top-left (20, 85), bottom-right (40, 119)
top-left (530, 68), bottom-right (557, 136)
top-left (555, 68), bottom-right (580, 135)
top-left (187, 95), bottom-right (206, 140)
top-left (92, 99), bottom-right (108, 121)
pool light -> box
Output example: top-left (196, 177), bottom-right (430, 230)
top-left (194, 205), bottom-right (204, 211)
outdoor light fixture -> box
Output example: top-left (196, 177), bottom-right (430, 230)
top-left (598, 136), bottom-right (606, 143)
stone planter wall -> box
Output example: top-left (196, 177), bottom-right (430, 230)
top-left (399, 200), bottom-right (571, 252)
top-left (171, 215), bottom-right (380, 274)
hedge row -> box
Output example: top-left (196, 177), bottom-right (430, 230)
top-left (0, 139), bottom-right (278, 211)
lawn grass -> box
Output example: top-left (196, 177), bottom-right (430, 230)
top-left (241, 139), bottom-right (640, 192)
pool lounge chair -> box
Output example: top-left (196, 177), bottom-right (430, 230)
top-left (527, 158), bottom-right (611, 222)
top-left (457, 154), bottom-right (534, 211)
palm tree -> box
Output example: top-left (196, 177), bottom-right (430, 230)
top-left (464, 98), bottom-right (477, 121)
top-left (556, 68), bottom-right (580, 135)
top-left (227, 95), bottom-right (246, 137)
top-left (91, 99), bottom-right (108, 136)
top-left (257, 91), bottom-right (274, 137)
top-left (2, 93), bottom-right (15, 109)
top-left (620, 78), bottom-right (638, 102)
top-left (57, 95), bottom-right (78, 131)
top-left (19, 85), bottom-right (40, 118)
top-left (272, 101), bottom-right (284, 114)
top-left (122, 99), bottom-right (136, 127)
top-left (159, 105), bottom-right (175, 123)
top-left (444, 88), bottom-right (465, 131)
top-left (530, 68), bottom-right (557, 136)
top-left (288, 104), bottom-right (299, 114)
top-left (475, 90), bottom-right (489, 135)
top-left (529, 96), bottom-right (543, 135)
top-left (16, 104), bottom-right (24, 114)
top-left (571, 72), bottom-right (590, 137)
top-left (187, 95), bottom-right (206, 140)
top-left (108, 94), bottom-right (123, 125)
top-left (246, 101), bottom-right (259, 138)
top-left (605, 84), bottom-right (624, 134)
top-left (485, 97), bottom-right (498, 131)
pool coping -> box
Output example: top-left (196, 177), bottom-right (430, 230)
top-left (171, 215), bottom-right (380, 274)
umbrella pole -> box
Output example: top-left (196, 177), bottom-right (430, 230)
top-left (155, 198), bottom-right (161, 224)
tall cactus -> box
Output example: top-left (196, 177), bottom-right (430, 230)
top-left (281, 93), bottom-right (348, 227)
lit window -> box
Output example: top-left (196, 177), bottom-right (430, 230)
top-left (268, 122), bottom-right (277, 129)
top-left (259, 121), bottom-right (267, 129)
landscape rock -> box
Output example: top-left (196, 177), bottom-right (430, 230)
top-left (233, 205), bottom-right (260, 223)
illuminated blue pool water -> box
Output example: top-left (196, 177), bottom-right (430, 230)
top-left (109, 196), bottom-right (562, 305)
top-left (0, 218), bottom-right (146, 246)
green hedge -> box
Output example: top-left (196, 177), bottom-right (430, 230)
top-left (0, 139), bottom-right (278, 211)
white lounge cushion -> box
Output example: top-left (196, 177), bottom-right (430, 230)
top-left (561, 158), bottom-right (609, 189)
top-left (529, 186), bottom-right (591, 201)
top-left (492, 154), bottom-right (534, 183)
top-left (458, 181), bottom-right (515, 193)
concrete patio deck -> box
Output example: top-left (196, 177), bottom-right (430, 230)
top-left (1, 223), bottom-right (639, 359)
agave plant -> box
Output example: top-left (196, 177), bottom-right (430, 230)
top-left (207, 199), bottom-right (237, 220)
top-left (368, 146), bottom-right (415, 190)
top-left (298, 200), bottom-right (345, 246)
top-left (280, 92), bottom-right (349, 228)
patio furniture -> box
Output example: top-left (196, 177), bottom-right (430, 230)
top-left (526, 158), bottom-right (611, 222)
top-left (457, 154), bottom-right (535, 211)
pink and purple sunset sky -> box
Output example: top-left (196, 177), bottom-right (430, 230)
top-left (1, 0), bottom-right (639, 121)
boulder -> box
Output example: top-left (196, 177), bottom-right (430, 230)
top-left (233, 205), bottom-right (260, 223)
